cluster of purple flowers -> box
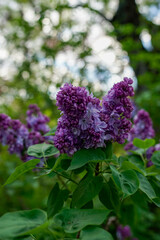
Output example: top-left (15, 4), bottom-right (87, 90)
top-left (117, 225), bottom-right (138, 240)
top-left (124, 109), bottom-right (160, 167)
top-left (0, 104), bottom-right (52, 162)
top-left (54, 77), bottom-right (134, 155)
top-left (125, 109), bottom-right (155, 151)
top-left (26, 104), bottom-right (50, 134)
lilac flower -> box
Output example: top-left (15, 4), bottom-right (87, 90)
top-left (101, 77), bottom-right (134, 144)
top-left (25, 131), bottom-right (45, 148)
top-left (26, 104), bottom-right (50, 134)
top-left (54, 79), bottom-right (134, 154)
top-left (117, 225), bottom-right (132, 240)
top-left (0, 105), bottom-right (53, 165)
top-left (131, 100), bottom-right (138, 119)
top-left (54, 84), bottom-right (106, 154)
top-left (0, 114), bottom-right (11, 145)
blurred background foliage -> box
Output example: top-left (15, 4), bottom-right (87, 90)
top-left (0, 0), bottom-right (160, 216)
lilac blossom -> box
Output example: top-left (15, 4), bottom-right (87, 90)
top-left (54, 78), bottom-right (134, 155)
top-left (0, 114), bottom-right (11, 145)
top-left (117, 225), bottom-right (132, 240)
top-left (101, 77), bottom-right (134, 144)
top-left (0, 105), bottom-right (53, 165)
top-left (54, 83), bottom-right (107, 155)
top-left (26, 104), bottom-right (50, 134)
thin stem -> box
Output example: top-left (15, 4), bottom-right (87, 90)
top-left (52, 170), bottom-right (78, 185)
top-left (57, 175), bottom-right (70, 192)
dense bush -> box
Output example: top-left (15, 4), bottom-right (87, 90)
top-left (1, 78), bottom-right (160, 240)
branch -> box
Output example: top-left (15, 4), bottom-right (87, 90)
top-left (55, 3), bottom-right (111, 23)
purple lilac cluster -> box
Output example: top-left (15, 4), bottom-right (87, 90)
top-left (125, 109), bottom-right (155, 151)
top-left (54, 78), bottom-right (134, 155)
top-left (117, 225), bottom-right (138, 240)
top-left (101, 77), bottom-right (134, 144)
top-left (0, 105), bottom-right (52, 162)
top-left (26, 104), bottom-right (50, 134)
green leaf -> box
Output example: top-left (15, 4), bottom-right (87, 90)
top-left (68, 148), bottom-right (106, 170)
top-left (103, 141), bottom-right (112, 159)
top-left (3, 159), bottom-right (40, 186)
top-left (47, 183), bottom-right (69, 218)
top-left (133, 138), bottom-right (155, 149)
top-left (151, 151), bottom-right (160, 167)
top-left (128, 154), bottom-right (145, 171)
top-left (120, 161), bottom-right (145, 175)
top-left (146, 165), bottom-right (160, 176)
top-left (72, 174), bottom-right (103, 208)
top-left (136, 172), bottom-right (156, 200)
top-left (99, 178), bottom-right (120, 211)
top-left (44, 126), bottom-right (57, 136)
top-left (59, 154), bottom-right (72, 170)
top-left (120, 170), bottom-right (139, 196)
top-left (54, 209), bottom-right (110, 233)
top-left (0, 209), bottom-right (47, 238)
top-left (80, 226), bottom-right (114, 240)
top-left (110, 166), bottom-right (139, 196)
top-left (110, 165), bottom-right (121, 189)
top-left (27, 143), bottom-right (59, 158)
top-left (132, 190), bottom-right (149, 209)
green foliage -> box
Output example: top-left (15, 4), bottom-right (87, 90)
top-left (99, 178), bottom-right (120, 211)
top-left (54, 209), bottom-right (111, 233)
top-left (80, 226), bottom-right (114, 240)
top-left (71, 174), bottom-right (103, 208)
top-left (3, 159), bottom-right (40, 186)
top-left (69, 148), bottom-right (106, 170)
top-left (133, 138), bottom-right (155, 149)
top-left (3, 139), bottom-right (160, 239)
top-left (0, 209), bottom-right (47, 238)
top-left (27, 143), bottom-right (59, 158)
top-left (47, 183), bottom-right (69, 218)
top-left (151, 151), bottom-right (160, 168)
top-left (110, 166), bottom-right (139, 197)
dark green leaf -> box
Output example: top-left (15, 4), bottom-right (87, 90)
top-left (120, 170), bottom-right (139, 196)
top-left (72, 174), bottom-right (103, 208)
top-left (59, 154), bottom-right (72, 170)
top-left (99, 178), bottom-right (119, 211)
top-left (27, 143), bottom-right (59, 158)
top-left (136, 172), bottom-right (156, 200)
top-left (80, 226), bottom-right (114, 240)
top-left (128, 154), bottom-right (145, 171)
top-left (54, 209), bottom-right (110, 233)
top-left (3, 159), bottom-right (40, 186)
top-left (133, 138), bottom-right (155, 149)
top-left (132, 190), bottom-right (149, 209)
top-left (110, 166), bottom-right (139, 196)
top-left (151, 151), bottom-right (160, 168)
top-left (0, 209), bottom-right (47, 238)
top-left (103, 141), bottom-right (112, 159)
top-left (120, 161), bottom-right (145, 175)
top-left (69, 148), bottom-right (106, 170)
top-left (110, 165), bottom-right (121, 189)
top-left (47, 183), bottom-right (69, 218)
top-left (146, 165), bottom-right (160, 176)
